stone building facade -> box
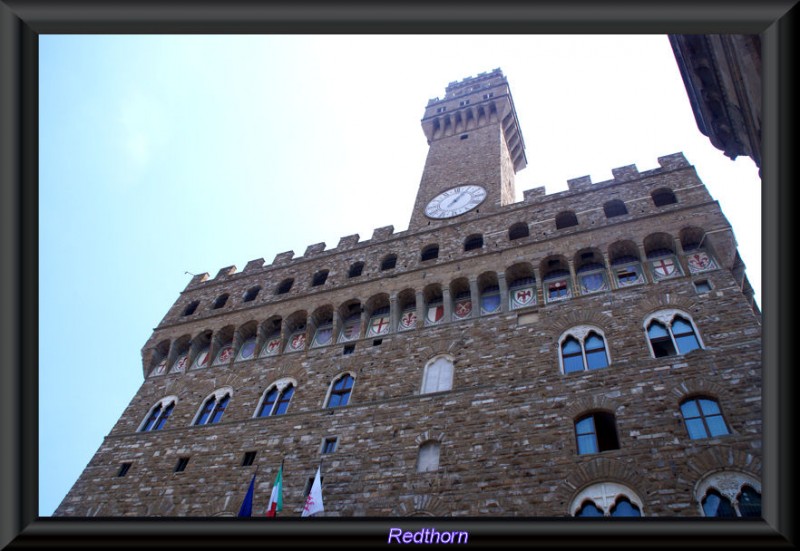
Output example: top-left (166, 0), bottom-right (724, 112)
top-left (55, 69), bottom-right (762, 518)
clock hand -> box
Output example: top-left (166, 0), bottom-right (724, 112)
top-left (448, 192), bottom-right (466, 208)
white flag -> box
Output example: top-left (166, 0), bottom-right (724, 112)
top-left (301, 466), bottom-right (324, 517)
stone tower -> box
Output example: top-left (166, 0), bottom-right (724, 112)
top-left (55, 69), bottom-right (761, 521)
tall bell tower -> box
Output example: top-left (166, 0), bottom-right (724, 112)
top-left (409, 69), bottom-right (527, 231)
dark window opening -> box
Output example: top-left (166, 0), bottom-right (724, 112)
top-left (303, 475), bottom-right (325, 497)
top-left (276, 278), bottom-right (294, 295)
top-left (555, 211), bottom-right (579, 229)
top-left (421, 245), bottom-right (439, 261)
top-left (373, 339), bottom-right (383, 346)
top-left (508, 223), bottom-right (529, 240)
top-left (175, 457), bottom-right (190, 473)
top-left (603, 200), bottom-right (629, 218)
top-left (183, 301), bottom-right (199, 316)
top-left (575, 412), bottom-right (619, 454)
top-left (241, 451), bottom-right (257, 467)
top-left (652, 188), bottom-right (677, 207)
top-left (243, 286), bottom-right (261, 302)
top-left (464, 234), bottom-right (484, 251)
top-left (648, 321), bottom-right (676, 357)
top-left (322, 437), bottom-right (338, 454)
top-left (343, 344), bottom-right (355, 355)
top-left (118, 462), bottom-right (132, 477)
top-left (312, 270), bottom-right (329, 287)
top-left (212, 294), bottom-right (229, 310)
top-left (460, 134), bottom-right (469, 140)
top-left (381, 255), bottom-right (397, 271)
top-left (327, 374), bottom-right (354, 408)
top-left (348, 262), bottom-right (364, 278)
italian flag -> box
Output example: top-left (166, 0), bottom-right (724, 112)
top-left (266, 463), bottom-right (283, 517)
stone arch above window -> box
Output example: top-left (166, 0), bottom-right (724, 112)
top-left (169, 336), bottom-right (191, 374)
top-left (644, 309), bottom-right (703, 358)
top-left (259, 317), bottom-right (283, 358)
top-left (575, 249), bottom-right (609, 295)
top-left (603, 199), bottom-right (628, 218)
top-left (397, 288), bottom-right (418, 331)
top-left (416, 441), bottom-right (441, 473)
top-left (366, 294), bottom-right (391, 337)
top-left (555, 210), bottom-right (578, 229)
top-left (506, 262), bottom-right (536, 310)
top-left (608, 240), bottom-right (645, 288)
top-left (508, 222), bottom-right (530, 240)
top-left (310, 305), bottom-right (334, 348)
top-left (192, 387), bottom-right (233, 426)
top-left (189, 330), bottom-right (212, 370)
top-left (644, 233), bottom-right (682, 281)
top-left (571, 482), bottom-right (644, 517)
top-left (423, 283), bottom-right (445, 326)
top-left (421, 355), bottom-right (454, 394)
top-left (559, 325), bottom-right (610, 374)
top-left (234, 321), bottom-right (258, 362)
top-left (695, 471), bottom-right (761, 518)
top-left (541, 256), bottom-right (572, 303)
top-left (337, 300), bottom-right (362, 343)
top-left (138, 396), bottom-right (178, 432)
top-left (325, 372), bottom-right (355, 408)
top-left (254, 378), bottom-right (297, 418)
top-left (651, 187), bottom-right (677, 207)
top-left (283, 310), bottom-right (308, 353)
top-left (147, 339), bottom-right (171, 377)
top-left (421, 244), bottom-right (439, 261)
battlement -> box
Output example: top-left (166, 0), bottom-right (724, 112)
top-left (426, 68), bottom-right (506, 106)
top-left (184, 152), bottom-right (694, 292)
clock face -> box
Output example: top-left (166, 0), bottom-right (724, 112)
top-left (425, 185), bottom-right (487, 219)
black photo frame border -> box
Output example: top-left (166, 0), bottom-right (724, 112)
top-left (1, 1), bottom-right (795, 548)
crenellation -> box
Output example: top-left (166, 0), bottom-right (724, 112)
top-left (304, 242), bottom-right (326, 257)
top-left (337, 234), bottom-right (360, 249)
top-left (243, 258), bottom-right (265, 272)
top-left (566, 175), bottom-right (592, 191)
top-left (612, 164), bottom-right (641, 182)
top-left (523, 187), bottom-right (547, 203)
top-left (213, 266), bottom-right (237, 280)
top-left (371, 225), bottom-right (395, 241)
top-left (658, 152), bottom-right (690, 170)
top-left (273, 250), bottom-right (295, 265)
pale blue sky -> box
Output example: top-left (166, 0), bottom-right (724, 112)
top-left (39, 35), bottom-right (761, 516)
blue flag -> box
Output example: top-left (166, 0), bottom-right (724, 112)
top-left (237, 474), bottom-right (256, 517)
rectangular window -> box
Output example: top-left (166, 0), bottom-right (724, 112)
top-left (694, 280), bottom-right (712, 293)
top-left (322, 437), bottom-right (338, 454)
top-left (372, 339), bottom-right (382, 347)
top-left (304, 475), bottom-right (325, 497)
top-left (118, 462), bottom-right (132, 477)
top-left (242, 451), bottom-right (257, 466)
top-left (343, 344), bottom-right (355, 355)
top-left (175, 457), bottom-right (190, 473)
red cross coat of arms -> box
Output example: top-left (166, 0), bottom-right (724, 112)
top-left (454, 300), bottom-right (472, 319)
top-left (369, 316), bottom-right (389, 336)
top-left (652, 258), bottom-right (676, 278)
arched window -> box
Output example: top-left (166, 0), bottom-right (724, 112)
top-left (421, 356), bottom-right (454, 394)
top-left (183, 301), bottom-right (199, 316)
top-left (559, 328), bottom-right (610, 374)
top-left (645, 311), bottom-right (703, 357)
top-left (464, 234), bottom-right (484, 251)
top-left (212, 294), bottom-right (229, 310)
top-left (311, 269), bottom-right (329, 287)
top-left (194, 390), bottom-right (231, 426)
top-left (256, 381), bottom-right (295, 417)
top-left (381, 254), bottom-right (397, 271)
top-left (696, 472), bottom-right (761, 518)
top-left (417, 441), bottom-right (440, 473)
top-left (348, 261), bottom-right (365, 278)
top-left (603, 199), bottom-right (628, 218)
top-left (243, 286), bottom-right (261, 302)
top-left (680, 397), bottom-right (730, 439)
top-left (555, 211), bottom-right (578, 229)
top-left (570, 482), bottom-right (645, 517)
top-left (575, 412), bottom-right (619, 454)
top-left (276, 278), bottom-right (294, 295)
top-left (139, 397), bottom-right (177, 432)
top-left (421, 244), bottom-right (439, 261)
top-left (508, 222), bottom-right (529, 240)
top-left (652, 188), bottom-right (677, 207)
top-left (326, 374), bottom-right (355, 408)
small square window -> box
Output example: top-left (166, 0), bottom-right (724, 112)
top-left (373, 339), bottom-right (382, 346)
top-left (118, 462), bottom-right (132, 477)
top-left (694, 280), bottom-right (712, 293)
top-left (175, 457), bottom-right (190, 473)
top-left (303, 475), bottom-right (325, 497)
top-left (322, 437), bottom-right (338, 454)
top-left (343, 344), bottom-right (355, 355)
top-left (242, 451), bottom-right (257, 467)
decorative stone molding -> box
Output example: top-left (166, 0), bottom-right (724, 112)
top-left (563, 394), bottom-right (622, 420)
